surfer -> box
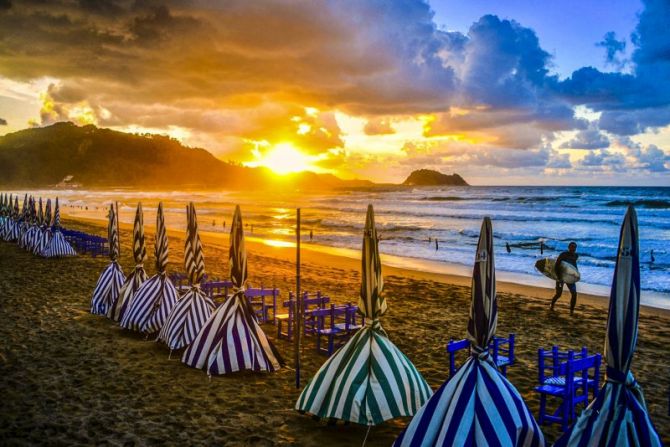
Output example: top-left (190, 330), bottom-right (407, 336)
top-left (506, 242), bottom-right (511, 254)
top-left (550, 241), bottom-right (579, 315)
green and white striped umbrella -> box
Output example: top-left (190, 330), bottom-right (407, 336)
top-left (296, 204), bottom-right (432, 425)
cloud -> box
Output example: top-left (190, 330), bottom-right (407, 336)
top-left (364, 118), bottom-right (395, 135)
top-left (0, 0), bottom-right (668, 182)
top-left (596, 31), bottom-right (627, 68)
top-left (560, 126), bottom-right (610, 150)
top-left (578, 149), bottom-right (627, 172)
top-left (0, 117), bottom-right (6, 125)
top-left (558, 0), bottom-right (670, 134)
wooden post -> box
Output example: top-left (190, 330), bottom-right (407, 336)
top-left (295, 208), bottom-right (301, 388)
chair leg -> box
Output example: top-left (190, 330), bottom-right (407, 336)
top-left (538, 394), bottom-right (546, 425)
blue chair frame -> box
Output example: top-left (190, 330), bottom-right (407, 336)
top-left (534, 352), bottom-right (601, 431)
top-left (446, 333), bottom-right (515, 377)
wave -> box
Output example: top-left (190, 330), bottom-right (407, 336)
top-left (605, 199), bottom-right (670, 209)
top-left (421, 196), bottom-right (469, 201)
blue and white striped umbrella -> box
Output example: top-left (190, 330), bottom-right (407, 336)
top-left (0, 194), bottom-right (14, 241)
top-left (3, 196), bottom-right (20, 241)
top-left (182, 205), bottom-right (282, 375)
top-left (121, 202), bottom-right (179, 333)
top-left (297, 204), bottom-right (432, 425)
top-left (109, 202), bottom-right (148, 322)
top-left (91, 203), bottom-right (125, 316)
top-left (41, 198), bottom-right (76, 257)
top-left (555, 206), bottom-right (661, 446)
top-left (158, 202), bottom-right (215, 352)
top-left (18, 196), bottom-right (35, 250)
top-left (36, 198), bottom-right (53, 253)
top-left (395, 217), bottom-right (544, 446)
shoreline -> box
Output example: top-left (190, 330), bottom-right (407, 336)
top-left (65, 213), bottom-right (670, 316)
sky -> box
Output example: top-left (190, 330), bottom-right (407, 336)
top-left (0, 0), bottom-right (669, 186)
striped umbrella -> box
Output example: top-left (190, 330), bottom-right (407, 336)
top-left (121, 202), bottom-right (179, 333)
top-left (40, 197), bottom-right (76, 257)
top-left (183, 205), bottom-right (282, 375)
top-left (395, 217), bottom-right (544, 446)
top-left (296, 204), bottom-right (432, 425)
top-left (109, 202), bottom-right (148, 322)
top-left (18, 196), bottom-right (34, 249)
top-left (555, 206), bottom-right (661, 446)
top-left (0, 194), bottom-right (10, 240)
top-left (158, 202), bottom-right (215, 352)
top-left (31, 197), bottom-right (47, 255)
top-left (3, 196), bottom-right (20, 241)
top-left (91, 203), bottom-right (125, 316)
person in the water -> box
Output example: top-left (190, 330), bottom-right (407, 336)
top-left (550, 241), bottom-right (579, 315)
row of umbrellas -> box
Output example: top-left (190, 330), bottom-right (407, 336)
top-left (83, 199), bottom-right (660, 445)
top-left (0, 192), bottom-right (76, 258)
top-left (89, 201), bottom-right (282, 375)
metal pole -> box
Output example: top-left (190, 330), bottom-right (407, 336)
top-left (295, 208), bottom-right (301, 388)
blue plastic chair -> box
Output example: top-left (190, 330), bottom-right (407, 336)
top-left (534, 351), bottom-right (601, 431)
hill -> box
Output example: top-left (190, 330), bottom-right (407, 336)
top-left (402, 169), bottom-right (468, 186)
top-left (0, 122), bottom-right (372, 190)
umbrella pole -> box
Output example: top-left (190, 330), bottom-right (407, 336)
top-left (295, 208), bottom-right (302, 388)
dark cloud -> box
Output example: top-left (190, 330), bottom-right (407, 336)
top-left (560, 127), bottom-right (610, 150)
top-left (0, 0), bottom-right (668, 176)
top-left (546, 152), bottom-right (572, 169)
top-left (596, 31), bottom-right (627, 68)
top-left (559, 0), bottom-right (670, 134)
top-left (0, 117), bottom-right (7, 125)
top-left (578, 149), bottom-right (626, 172)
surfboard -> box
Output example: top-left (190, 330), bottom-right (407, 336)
top-left (535, 257), bottom-right (581, 284)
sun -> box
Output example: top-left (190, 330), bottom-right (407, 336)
top-left (248, 142), bottom-right (315, 175)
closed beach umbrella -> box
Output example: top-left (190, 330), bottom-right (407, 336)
top-left (91, 203), bottom-right (126, 316)
top-left (40, 197), bottom-right (76, 257)
top-left (555, 206), bottom-right (661, 446)
top-left (39, 198), bottom-right (53, 251)
top-left (296, 204), bottom-right (432, 425)
top-left (4, 196), bottom-right (20, 241)
top-left (109, 202), bottom-right (148, 322)
top-left (31, 197), bottom-right (47, 254)
top-left (121, 202), bottom-right (179, 333)
top-left (183, 205), bottom-right (282, 375)
top-left (394, 217), bottom-right (544, 446)
top-left (158, 202), bottom-right (215, 352)
top-left (18, 195), bottom-right (35, 249)
top-left (0, 194), bottom-right (12, 240)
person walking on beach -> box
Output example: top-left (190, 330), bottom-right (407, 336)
top-left (540, 240), bottom-right (545, 255)
top-left (435, 239), bottom-right (439, 251)
top-left (550, 241), bottom-right (579, 315)
top-left (309, 229), bottom-right (313, 241)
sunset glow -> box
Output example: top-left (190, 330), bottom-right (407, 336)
top-left (246, 143), bottom-right (317, 175)
top-left (0, 1), bottom-right (668, 185)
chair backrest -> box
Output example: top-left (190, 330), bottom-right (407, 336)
top-left (556, 354), bottom-right (601, 395)
top-left (447, 339), bottom-right (471, 377)
top-left (490, 333), bottom-right (515, 365)
top-left (245, 287), bottom-right (279, 298)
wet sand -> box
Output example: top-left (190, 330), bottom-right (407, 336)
top-left (0, 217), bottom-right (668, 445)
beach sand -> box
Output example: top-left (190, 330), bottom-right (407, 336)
top-left (1, 216), bottom-right (668, 445)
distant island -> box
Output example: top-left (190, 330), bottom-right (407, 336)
top-left (0, 122), bottom-right (468, 190)
top-left (402, 169), bottom-right (469, 186)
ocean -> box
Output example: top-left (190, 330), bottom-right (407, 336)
top-left (16, 186), bottom-right (670, 307)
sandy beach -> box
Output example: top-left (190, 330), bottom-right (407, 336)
top-left (1, 216), bottom-right (668, 446)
